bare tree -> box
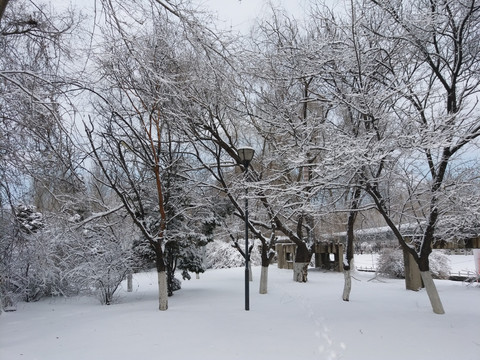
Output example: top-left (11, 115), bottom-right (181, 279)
top-left (0, 0), bottom-right (83, 212)
top-left (362, 0), bottom-right (480, 314)
top-left (235, 8), bottom-right (334, 282)
top-left (84, 0), bottom-right (221, 310)
top-left (0, 1), bottom-right (85, 309)
top-left (312, 0), bottom-right (399, 301)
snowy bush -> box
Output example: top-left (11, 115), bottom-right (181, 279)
top-left (429, 251), bottom-right (451, 279)
top-left (70, 242), bottom-right (133, 305)
top-left (205, 240), bottom-right (261, 269)
top-left (0, 208), bottom-right (70, 308)
top-left (15, 205), bottom-right (44, 234)
top-left (66, 221), bottom-right (136, 305)
top-left (1, 209), bottom-right (137, 306)
top-left (377, 249), bottom-right (451, 279)
top-left (377, 249), bottom-right (405, 278)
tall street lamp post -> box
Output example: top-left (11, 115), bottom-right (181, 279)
top-left (237, 146), bottom-right (255, 311)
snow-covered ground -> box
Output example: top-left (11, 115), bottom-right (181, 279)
top-left (1, 254), bottom-right (479, 360)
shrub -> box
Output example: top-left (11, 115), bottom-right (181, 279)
top-left (205, 240), bottom-right (261, 269)
top-left (429, 251), bottom-right (451, 279)
top-left (376, 249), bottom-right (451, 279)
top-left (377, 249), bottom-right (405, 278)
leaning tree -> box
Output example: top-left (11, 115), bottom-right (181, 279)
top-left (361, 0), bottom-right (480, 314)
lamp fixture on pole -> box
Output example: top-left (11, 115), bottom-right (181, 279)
top-left (237, 146), bottom-right (255, 311)
top-left (238, 147), bottom-right (255, 169)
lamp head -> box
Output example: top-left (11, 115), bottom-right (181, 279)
top-left (237, 147), bottom-right (255, 168)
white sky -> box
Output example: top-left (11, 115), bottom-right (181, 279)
top-left (194, 0), bottom-right (310, 31)
top-left (57, 0), bottom-right (342, 33)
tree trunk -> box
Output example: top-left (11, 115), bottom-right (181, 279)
top-left (165, 244), bottom-right (176, 296)
top-left (196, 272), bottom-right (200, 279)
top-left (259, 266), bottom-right (268, 294)
top-left (417, 225), bottom-right (444, 314)
top-left (342, 269), bottom-right (352, 301)
top-left (293, 243), bottom-right (311, 282)
top-left (403, 250), bottom-right (423, 291)
top-left (157, 270), bottom-right (168, 311)
top-left (343, 186), bottom-right (361, 301)
top-left (156, 247), bottom-right (168, 311)
top-left (258, 237), bottom-right (274, 294)
top-left (127, 273), bottom-right (133, 292)
top-left (0, 0), bottom-right (10, 24)
top-left (248, 262), bottom-right (253, 282)
top-left (420, 271), bottom-right (445, 314)
top-left (293, 262), bottom-right (308, 282)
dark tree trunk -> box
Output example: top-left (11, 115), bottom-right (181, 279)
top-left (0, 0), bottom-right (9, 24)
top-left (293, 242), bottom-right (312, 282)
top-left (343, 187), bottom-right (361, 301)
top-left (166, 247), bottom-right (175, 296)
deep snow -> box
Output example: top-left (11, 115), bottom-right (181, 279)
top-left (1, 254), bottom-right (479, 360)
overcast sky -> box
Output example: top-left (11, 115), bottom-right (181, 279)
top-left (58, 0), bottom-right (337, 32)
top-left (195, 0), bottom-right (310, 31)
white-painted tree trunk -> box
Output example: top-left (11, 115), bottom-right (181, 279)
top-left (420, 271), bottom-right (445, 314)
top-left (248, 262), bottom-right (253, 282)
top-left (342, 270), bottom-right (352, 301)
top-left (293, 262), bottom-right (308, 282)
top-left (196, 272), bottom-right (200, 279)
top-left (157, 271), bottom-right (168, 311)
top-left (259, 266), bottom-right (268, 294)
top-left (127, 273), bottom-right (133, 292)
